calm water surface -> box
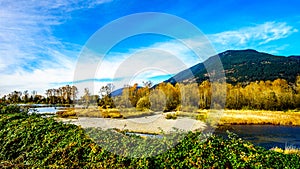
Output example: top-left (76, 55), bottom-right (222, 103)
top-left (28, 107), bottom-right (66, 114)
top-left (215, 125), bottom-right (300, 149)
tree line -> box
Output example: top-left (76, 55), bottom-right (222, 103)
top-left (1, 76), bottom-right (300, 111)
top-left (0, 85), bottom-right (78, 105)
top-left (0, 90), bottom-right (42, 104)
top-left (99, 76), bottom-right (300, 111)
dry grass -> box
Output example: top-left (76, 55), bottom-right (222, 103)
top-left (59, 107), bottom-right (155, 119)
top-left (175, 111), bottom-right (198, 118)
top-left (100, 108), bottom-right (123, 118)
top-left (219, 110), bottom-right (300, 126)
top-left (121, 111), bottom-right (154, 118)
top-left (270, 146), bottom-right (300, 156)
top-left (75, 107), bottom-right (123, 118)
top-left (115, 107), bottom-right (155, 118)
top-left (167, 111), bottom-right (208, 120)
top-left (56, 108), bottom-right (77, 118)
top-left (58, 108), bottom-right (300, 126)
top-left (180, 109), bottom-right (300, 126)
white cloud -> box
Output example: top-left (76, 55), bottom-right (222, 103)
top-left (209, 22), bottom-right (298, 52)
top-left (1, 2), bottom-right (297, 99)
top-left (0, 0), bottom-right (111, 95)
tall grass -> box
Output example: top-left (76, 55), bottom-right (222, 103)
top-left (219, 110), bottom-right (300, 126)
top-left (58, 107), bottom-right (155, 119)
top-left (270, 146), bottom-right (300, 156)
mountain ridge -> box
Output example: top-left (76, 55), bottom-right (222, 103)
top-left (165, 49), bottom-right (300, 84)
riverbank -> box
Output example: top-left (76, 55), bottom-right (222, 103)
top-left (59, 114), bottom-right (207, 134)
top-left (56, 109), bottom-right (300, 133)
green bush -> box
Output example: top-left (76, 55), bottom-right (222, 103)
top-left (0, 109), bottom-right (300, 168)
top-left (0, 104), bottom-right (21, 114)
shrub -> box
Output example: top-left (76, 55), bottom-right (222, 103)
top-left (0, 105), bottom-right (21, 114)
top-left (56, 109), bottom-right (76, 118)
top-left (165, 113), bottom-right (177, 120)
top-left (196, 113), bottom-right (208, 121)
top-left (101, 108), bottom-right (123, 118)
top-left (136, 96), bottom-right (150, 111)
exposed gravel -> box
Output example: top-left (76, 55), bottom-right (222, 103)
top-left (61, 114), bottom-right (206, 133)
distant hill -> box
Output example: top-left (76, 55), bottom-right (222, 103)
top-left (165, 49), bottom-right (300, 84)
top-left (110, 86), bottom-right (142, 97)
top-left (110, 88), bottom-right (124, 97)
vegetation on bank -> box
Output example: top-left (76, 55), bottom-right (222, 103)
top-left (56, 107), bottom-right (300, 126)
top-left (1, 105), bottom-right (300, 168)
top-left (271, 146), bottom-right (300, 156)
top-left (57, 107), bottom-right (155, 119)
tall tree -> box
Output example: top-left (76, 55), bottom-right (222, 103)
top-left (83, 88), bottom-right (90, 108)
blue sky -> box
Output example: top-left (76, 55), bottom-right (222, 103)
top-left (0, 0), bottom-right (300, 95)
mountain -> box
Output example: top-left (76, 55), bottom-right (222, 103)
top-left (289, 55), bottom-right (300, 60)
top-left (165, 49), bottom-right (300, 84)
top-left (110, 88), bottom-right (124, 97)
top-left (110, 86), bottom-right (142, 97)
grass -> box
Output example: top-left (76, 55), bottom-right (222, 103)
top-left (75, 107), bottom-right (123, 118)
top-left (270, 146), bottom-right (300, 156)
top-left (219, 109), bottom-right (300, 126)
top-left (57, 107), bottom-right (300, 126)
top-left (58, 107), bottom-right (154, 119)
top-left (173, 109), bottom-right (300, 126)
top-left (118, 108), bottom-right (154, 118)
top-left (56, 108), bottom-right (76, 118)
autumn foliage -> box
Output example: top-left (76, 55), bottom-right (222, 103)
top-left (107, 76), bottom-right (300, 111)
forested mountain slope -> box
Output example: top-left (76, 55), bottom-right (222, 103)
top-left (166, 49), bottom-right (300, 84)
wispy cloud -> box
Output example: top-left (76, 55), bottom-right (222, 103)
top-left (0, 0), bottom-right (111, 95)
top-left (0, 0), bottom-right (298, 98)
top-left (209, 22), bottom-right (298, 53)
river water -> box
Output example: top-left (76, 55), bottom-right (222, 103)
top-left (28, 107), bottom-right (66, 114)
top-left (214, 125), bottom-right (300, 149)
